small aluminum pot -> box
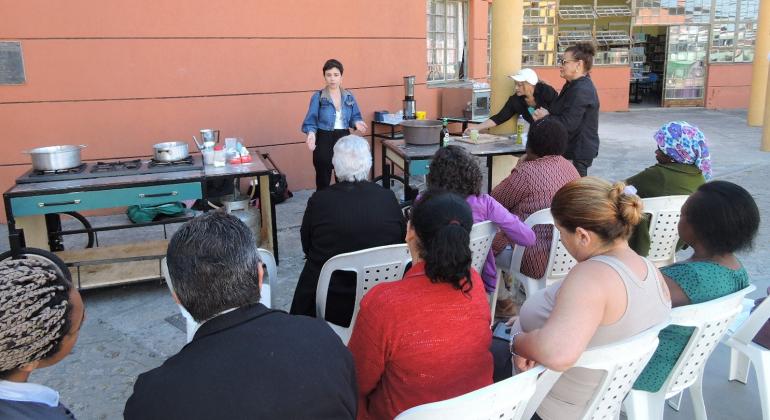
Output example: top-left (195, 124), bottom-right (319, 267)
top-left (25, 145), bottom-right (86, 171)
top-left (153, 141), bottom-right (189, 162)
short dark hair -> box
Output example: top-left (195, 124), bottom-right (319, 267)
top-left (323, 59), bottom-right (344, 75)
top-left (411, 190), bottom-right (473, 293)
top-left (683, 181), bottom-right (760, 255)
top-left (527, 118), bottom-right (568, 157)
top-left (565, 42), bottom-right (596, 72)
top-left (167, 212), bottom-right (262, 322)
top-left (426, 145), bottom-right (482, 196)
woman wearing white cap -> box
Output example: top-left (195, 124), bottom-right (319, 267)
top-left (463, 68), bottom-right (556, 135)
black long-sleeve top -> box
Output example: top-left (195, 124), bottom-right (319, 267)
top-left (547, 75), bottom-right (600, 160)
top-left (489, 82), bottom-right (557, 125)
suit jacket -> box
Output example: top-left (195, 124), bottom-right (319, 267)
top-left (124, 304), bottom-right (357, 420)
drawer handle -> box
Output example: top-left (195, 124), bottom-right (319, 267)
top-left (38, 199), bottom-right (81, 208)
top-left (139, 191), bottom-right (178, 198)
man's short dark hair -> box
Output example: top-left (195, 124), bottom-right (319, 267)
top-left (167, 212), bottom-right (262, 322)
top-left (323, 59), bottom-right (344, 75)
top-left (527, 118), bottom-right (568, 157)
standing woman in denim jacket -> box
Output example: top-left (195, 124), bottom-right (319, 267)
top-left (302, 59), bottom-right (367, 190)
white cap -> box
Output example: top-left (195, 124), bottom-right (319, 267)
top-left (509, 68), bottom-right (538, 85)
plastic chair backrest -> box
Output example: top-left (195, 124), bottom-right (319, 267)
top-left (730, 289), bottom-right (770, 346)
top-left (660, 284), bottom-right (755, 397)
top-left (315, 243), bottom-right (411, 344)
top-left (257, 248), bottom-right (277, 309)
top-left (469, 221), bottom-right (498, 275)
top-left (395, 365), bottom-right (545, 420)
top-left (524, 325), bottom-right (665, 420)
top-left (641, 196), bottom-right (688, 267)
top-left (510, 208), bottom-right (577, 285)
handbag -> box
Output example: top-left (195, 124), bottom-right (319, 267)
top-left (262, 153), bottom-right (293, 204)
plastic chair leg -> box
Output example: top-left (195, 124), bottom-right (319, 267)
top-left (624, 389), bottom-right (666, 420)
top-left (729, 348), bottom-right (751, 384)
top-left (756, 352), bottom-right (770, 420)
top-left (690, 373), bottom-right (708, 420)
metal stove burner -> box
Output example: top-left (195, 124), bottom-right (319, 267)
top-left (90, 159), bottom-right (142, 173)
top-left (32, 163), bottom-right (88, 176)
top-left (149, 156), bottom-right (194, 167)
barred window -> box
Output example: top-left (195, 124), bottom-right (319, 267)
top-left (427, 0), bottom-right (468, 82)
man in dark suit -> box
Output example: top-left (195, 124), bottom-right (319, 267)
top-left (290, 135), bottom-right (406, 327)
top-left (124, 212), bottom-right (357, 420)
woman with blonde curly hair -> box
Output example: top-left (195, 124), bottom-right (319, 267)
top-left (504, 177), bottom-right (671, 420)
top-left (0, 258), bottom-right (84, 419)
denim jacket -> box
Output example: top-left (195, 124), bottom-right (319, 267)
top-left (301, 87), bottom-right (363, 133)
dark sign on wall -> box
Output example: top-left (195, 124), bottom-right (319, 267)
top-left (0, 42), bottom-right (26, 85)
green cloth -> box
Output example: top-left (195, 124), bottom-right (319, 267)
top-left (127, 202), bottom-right (186, 223)
top-left (633, 261), bottom-right (750, 392)
top-left (626, 163), bottom-right (705, 256)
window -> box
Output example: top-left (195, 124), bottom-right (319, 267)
top-left (709, 0), bottom-right (758, 62)
top-left (427, 0), bottom-right (468, 82)
top-left (523, 0), bottom-right (557, 66)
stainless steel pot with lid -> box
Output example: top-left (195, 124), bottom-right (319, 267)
top-left (24, 145), bottom-right (86, 171)
top-left (153, 141), bottom-right (190, 162)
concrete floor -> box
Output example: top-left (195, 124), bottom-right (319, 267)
top-left (1, 108), bottom-right (768, 419)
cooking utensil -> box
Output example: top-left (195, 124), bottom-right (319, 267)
top-left (200, 129), bottom-right (220, 145)
top-left (153, 141), bottom-right (190, 162)
top-left (192, 135), bottom-right (205, 152)
top-left (400, 119), bottom-right (443, 145)
top-left (24, 145), bottom-right (86, 171)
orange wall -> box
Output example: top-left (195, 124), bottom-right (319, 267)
top-left (0, 0), bottom-right (493, 223)
top-left (705, 63), bottom-right (753, 110)
top-left (528, 66), bottom-right (630, 112)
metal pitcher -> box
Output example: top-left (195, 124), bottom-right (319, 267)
top-left (200, 129), bottom-right (220, 145)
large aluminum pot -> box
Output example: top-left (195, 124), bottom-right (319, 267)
top-left (25, 145), bottom-right (86, 171)
top-left (153, 141), bottom-right (189, 162)
top-left (400, 119), bottom-right (443, 145)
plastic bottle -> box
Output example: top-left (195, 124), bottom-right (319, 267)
top-left (515, 115), bottom-right (525, 145)
top-left (213, 145), bottom-right (226, 167)
top-left (441, 118), bottom-right (450, 147)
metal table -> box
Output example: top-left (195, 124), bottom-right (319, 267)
top-left (3, 153), bottom-right (278, 289)
top-left (380, 138), bottom-right (526, 201)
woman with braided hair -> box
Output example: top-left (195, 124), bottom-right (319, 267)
top-left (0, 258), bottom-right (84, 419)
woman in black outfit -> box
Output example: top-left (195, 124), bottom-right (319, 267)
top-left (464, 68), bottom-right (556, 134)
top-left (533, 42), bottom-right (600, 177)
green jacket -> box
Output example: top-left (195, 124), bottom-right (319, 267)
top-left (626, 163), bottom-right (705, 256)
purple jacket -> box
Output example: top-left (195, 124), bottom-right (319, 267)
top-left (466, 194), bottom-right (536, 292)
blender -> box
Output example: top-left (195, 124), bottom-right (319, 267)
top-left (402, 75), bottom-right (416, 120)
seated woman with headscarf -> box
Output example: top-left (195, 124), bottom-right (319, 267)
top-left (290, 135), bottom-right (406, 327)
top-left (625, 121), bottom-right (711, 256)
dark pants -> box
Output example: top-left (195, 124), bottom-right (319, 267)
top-left (313, 129), bottom-right (349, 191)
top-left (290, 261), bottom-right (357, 327)
top-left (571, 159), bottom-right (593, 177)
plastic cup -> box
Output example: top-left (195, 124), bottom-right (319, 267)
top-left (415, 111), bottom-right (427, 120)
top-left (470, 129), bottom-right (479, 142)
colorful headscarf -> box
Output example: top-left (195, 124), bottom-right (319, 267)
top-left (654, 121), bottom-right (712, 180)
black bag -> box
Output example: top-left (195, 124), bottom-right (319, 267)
top-left (263, 153), bottom-right (293, 204)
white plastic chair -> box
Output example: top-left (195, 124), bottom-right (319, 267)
top-left (315, 243), bottom-right (411, 345)
top-left (162, 248), bottom-right (276, 343)
top-left (395, 365), bottom-right (545, 420)
top-left (507, 208), bottom-right (577, 298)
top-left (469, 221), bottom-right (498, 275)
top-left (523, 325), bottom-right (665, 420)
top-left (724, 290), bottom-right (770, 420)
top-left (624, 285), bottom-right (755, 420)
top-left (640, 195), bottom-right (688, 268)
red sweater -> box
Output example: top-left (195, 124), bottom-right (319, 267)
top-left (348, 262), bottom-right (493, 419)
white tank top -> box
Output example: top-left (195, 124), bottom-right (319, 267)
top-left (334, 109), bottom-right (345, 129)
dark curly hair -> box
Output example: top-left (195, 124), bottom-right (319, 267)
top-left (426, 145), bottom-right (482, 196)
top-left (411, 190), bottom-right (473, 293)
top-left (528, 118), bottom-right (568, 157)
